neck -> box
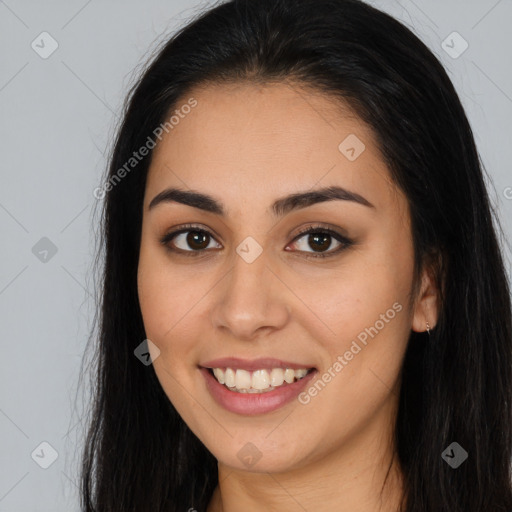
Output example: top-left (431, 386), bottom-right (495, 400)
top-left (207, 400), bottom-right (405, 512)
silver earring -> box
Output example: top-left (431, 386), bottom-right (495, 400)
top-left (426, 321), bottom-right (431, 336)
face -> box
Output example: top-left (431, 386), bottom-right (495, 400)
top-left (137, 81), bottom-right (436, 474)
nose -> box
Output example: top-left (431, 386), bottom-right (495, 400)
top-left (210, 245), bottom-right (291, 341)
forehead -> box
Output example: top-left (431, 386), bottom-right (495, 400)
top-left (145, 81), bottom-right (404, 217)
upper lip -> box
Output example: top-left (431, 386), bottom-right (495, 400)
top-left (200, 357), bottom-right (315, 371)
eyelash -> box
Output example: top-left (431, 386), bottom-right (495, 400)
top-left (159, 223), bottom-right (354, 259)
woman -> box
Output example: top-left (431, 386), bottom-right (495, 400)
top-left (80, 0), bottom-right (512, 510)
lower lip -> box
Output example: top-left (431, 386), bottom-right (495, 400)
top-left (200, 367), bottom-right (317, 415)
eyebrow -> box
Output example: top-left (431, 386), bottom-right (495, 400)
top-left (148, 185), bottom-right (375, 217)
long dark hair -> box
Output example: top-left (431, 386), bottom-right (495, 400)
top-left (79, 0), bottom-right (512, 510)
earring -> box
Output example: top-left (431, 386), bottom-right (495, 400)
top-left (426, 321), bottom-right (431, 336)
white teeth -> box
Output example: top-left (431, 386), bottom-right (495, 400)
top-left (294, 368), bottom-right (308, 379)
top-left (210, 367), bottom-right (311, 393)
top-left (270, 368), bottom-right (284, 387)
top-left (284, 368), bottom-right (295, 384)
top-left (224, 368), bottom-right (236, 388)
top-left (212, 368), bottom-right (224, 385)
top-left (252, 369), bottom-right (270, 390)
top-left (235, 369), bottom-right (252, 389)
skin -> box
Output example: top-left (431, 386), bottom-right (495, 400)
top-left (137, 81), bottom-right (439, 512)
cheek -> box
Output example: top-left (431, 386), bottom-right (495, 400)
top-left (137, 254), bottom-right (199, 406)
top-left (137, 256), bottom-right (169, 340)
top-left (137, 243), bottom-right (216, 363)
top-left (292, 260), bottom-right (405, 336)
top-left (294, 244), bottom-right (412, 369)
top-left (137, 240), bottom-right (186, 345)
top-left (294, 269), bottom-right (410, 434)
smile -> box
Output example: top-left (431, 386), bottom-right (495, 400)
top-left (210, 367), bottom-right (312, 393)
top-left (199, 358), bottom-right (318, 415)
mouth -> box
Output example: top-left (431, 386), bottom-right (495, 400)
top-left (199, 357), bottom-right (318, 415)
top-left (204, 366), bottom-right (314, 393)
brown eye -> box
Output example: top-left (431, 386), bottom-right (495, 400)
top-left (289, 226), bottom-right (352, 258)
top-left (305, 233), bottom-right (332, 252)
top-left (160, 223), bottom-right (353, 259)
top-left (160, 226), bottom-right (222, 254)
top-left (183, 231), bottom-right (210, 250)
top-left (292, 231), bottom-right (340, 254)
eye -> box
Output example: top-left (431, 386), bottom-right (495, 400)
top-left (160, 223), bottom-right (353, 259)
top-left (160, 224), bottom-right (221, 255)
top-left (287, 225), bottom-right (353, 259)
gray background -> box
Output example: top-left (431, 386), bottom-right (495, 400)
top-left (0, 0), bottom-right (511, 510)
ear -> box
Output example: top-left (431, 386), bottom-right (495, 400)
top-left (411, 259), bottom-right (440, 333)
